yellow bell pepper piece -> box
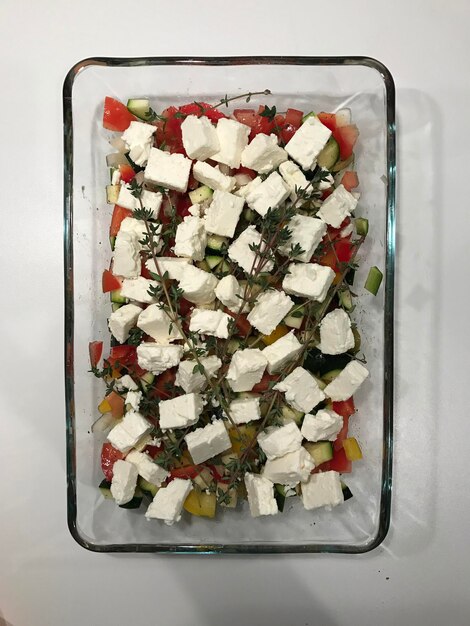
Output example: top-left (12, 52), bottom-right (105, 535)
top-left (98, 397), bottom-right (112, 414)
top-left (229, 425), bottom-right (257, 455)
top-left (343, 437), bottom-right (363, 461)
top-left (184, 489), bottom-right (216, 518)
top-left (261, 324), bottom-right (290, 346)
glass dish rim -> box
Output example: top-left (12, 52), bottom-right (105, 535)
top-left (63, 55), bottom-right (395, 554)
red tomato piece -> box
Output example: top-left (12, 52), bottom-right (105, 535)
top-left (102, 269), bottom-right (122, 293)
top-left (101, 442), bottom-right (124, 481)
top-left (278, 123), bottom-right (297, 144)
top-left (233, 108), bottom-right (257, 128)
top-left (102, 96), bottom-right (136, 132)
top-left (328, 446), bottom-right (352, 473)
top-left (170, 465), bottom-right (201, 479)
top-left (176, 195), bottom-right (192, 218)
top-left (285, 108), bottom-right (303, 128)
top-left (107, 345), bottom-right (137, 368)
top-left (178, 102), bottom-right (226, 121)
top-left (273, 113), bottom-right (285, 128)
top-left (106, 390), bottom-right (125, 418)
top-left (151, 368), bottom-right (177, 400)
top-left (251, 372), bottom-right (279, 393)
top-left (178, 298), bottom-right (193, 317)
top-left (88, 341), bottom-right (103, 368)
top-left (224, 309), bottom-right (251, 337)
top-left (328, 217), bottom-right (351, 240)
top-left (144, 444), bottom-right (164, 458)
top-left (110, 205), bottom-right (133, 237)
top-left (317, 112), bottom-right (337, 132)
top-left (341, 171), bottom-right (359, 192)
top-left (333, 415), bottom-right (350, 451)
top-left (119, 163), bottom-right (135, 183)
top-left (333, 124), bottom-right (359, 161)
top-left (321, 188), bottom-right (333, 201)
top-left (318, 247), bottom-right (338, 273)
top-left (334, 238), bottom-right (354, 263)
top-left (140, 259), bottom-right (152, 279)
top-left (332, 397), bottom-right (356, 418)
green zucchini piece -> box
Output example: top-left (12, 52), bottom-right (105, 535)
top-left (119, 486), bottom-right (144, 509)
top-left (302, 111), bottom-right (316, 123)
top-left (341, 481), bottom-right (354, 501)
top-left (322, 369), bottom-right (343, 385)
top-left (138, 477), bottom-right (159, 498)
top-left (316, 137), bottom-right (340, 169)
top-left (106, 184), bottom-right (120, 204)
top-left (140, 371), bottom-right (155, 392)
top-left (206, 234), bottom-right (228, 252)
top-left (111, 302), bottom-right (123, 313)
top-left (110, 289), bottom-right (128, 304)
top-left (280, 404), bottom-right (304, 425)
top-left (355, 217), bottom-right (369, 237)
top-left (189, 185), bottom-right (213, 205)
top-left (304, 442), bottom-right (334, 466)
top-left (338, 289), bottom-right (354, 312)
top-left (364, 266), bottom-right (383, 295)
top-left (99, 479), bottom-right (113, 499)
top-left (218, 260), bottom-right (231, 275)
top-left (127, 98), bottom-right (151, 120)
top-left (109, 235), bottom-right (116, 251)
top-left (205, 255), bottom-right (223, 270)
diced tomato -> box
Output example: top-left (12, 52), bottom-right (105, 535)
top-left (333, 415), bottom-right (350, 451)
top-left (318, 247), bottom-right (338, 273)
top-left (321, 188), bottom-right (333, 201)
top-left (106, 390), bottom-right (125, 418)
top-left (101, 442), bottom-right (124, 481)
top-left (333, 124), bottom-right (359, 161)
top-left (279, 123), bottom-right (297, 144)
top-left (328, 446), bottom-right (352, 473)
top-left (224, 309), bottom-right (251, 337)
top-left (252, 372), bottom-right (279, 393)
top-left (119, 163), bottom-right (135, 183)
top-left (102, 96), bottom-right (136, 132)
top-left (178, 102), bottom-right (226, 121)
top-left (110, 205), bottom-right (133, 237)
top-left (154, 106), bottom-right (185, 154)
top-left (178, 297), bottom-right (193, 317)
top-left (334, 238), bottom-right (354, 263)
top-left (285, 108), bottom-right (303, 128)
top-left (88, 341), bottom-right (103, 368)
top-left (233, 165), bottom-right (257, 180)
top-left (176, 195), bottom-right (192, 218)
top-left (203, 107), bottom-right (227, 122)
top-left (328, 217), bottom-right (351, 240)
top-left (341, 171), bottom-right (359, 192)
top-left (151, 368), bottom-right (177, 400)
top-left (107, 345), bottom-right (137, 368)
top-left (102, 269), bottom-right (122, 293)
top-left (140, 259), bottom-right (152, 279)
top-left (144, 444), bottom-right (164, 458)
top-left (317, 112), bottom-right (337, 132)
top-left (170, 465), bottom-right (201, 479)
top-left (273, 113), bottom-right (285, 128)
top-left (187, 172), bottom-right (199, 190)
top-left (332, 397), bottom-right (356, 418)
top-left (233, 108), bottom-right (257, 128)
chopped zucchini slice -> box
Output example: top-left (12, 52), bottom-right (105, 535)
top-left (302, 111), bottom-right (316, 123)
top-left (280, 404), bottom-right (304, 425)
top-left (99, 479), bottom-right (113, 499)
top-left (206, 234), bottom-right (228, 252)
top-left (189, 185), bottom-right (213, 205)
top-left (355, 217), bottom-right (369, 237)
top-left (205, 254), bottom-right (223, 270)
top-left (111, 302), bottom-right (123, 313)
top-left (106, 184), bottom-right (120, 204)
top-left (138, 477), bottom-right (159, 498)
top-left (109, 235), bottom-right (116, 251)
top-left (226, 338), bottom-right (241, 354)
top-left (364, 266), bottom-right (383, 295)
top-left (127, 98), bottom-right (151, 120)
top-left (110, 289), bottom-right (128, 304)
top-left (196, 259), bottom-right (211, 272)
top-left (139, 371), bottom-right (155, 392)
top-left (341, 481), bottom-right (354, 501)
top-left (119, 486), bottom-right (144, 509)
top-left (322, 368), bottom-right (343, 385)
top-left (304, 442), bottom-right (333, 466)
top-left (243, 207), bottom-right (256, 222)
top-left (283, 304), bottom-right (306, 329)
top-left (316, 137), bottom-right (340, 169)
top-left (338, 289), bottom-right (354, 312)
top-left (218, 260), bottom-right (231, 275)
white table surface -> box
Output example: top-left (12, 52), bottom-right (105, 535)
top-left (1, 1), bottom-right (469, 624)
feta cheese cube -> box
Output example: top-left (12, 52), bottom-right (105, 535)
top-left (278, 215), bottom-right (327, 262)
top-left (178, 265), bottom-right (219, 304)
top-left (189, 308), bottom-right (231, 339)
top-left (319, 308), bottom-right (355, 355)
top-left (228, 225), bottom-right (274, 274)
top-left (121, 121), bottom-right (156, 166)
top-left (115, 374), bottom-right (138, 391)
top-left (136, 343), bottom-right (183, 374)
top-left (247, 290), bottom-right (294, 335)
top-left (301, 471), bottom-right (344, 510)
top-left (137, 304), bottom-right (182, 343)
top-left (145, 478), bottom-right (193, 524)
top-left (204, 190), bottom-right (244, 238)
top-left (262, 447), bottom-right (315, 487)
top-left (181, 115), bottom-right (219, 160)
top-left (120, 277), bottom-right (158, 304)
top-left (283, 263), bottom-right (335, 302)
top-left (241, 133), bottom-right (288, 173)
top-left (274, 367), bottom-right (325, 413)
top-left (112, 232), bottom-right (141, 278)
top-left (215, 275), bottom-right (243, 312)
top-left (212, 118), bottom-right (250, 168)
top-left (262, 330), bottom-right (302, 374)
top-left (174, 215), bottom-right (207, 261)
top-left (192, 160), bottom-right (235, 192)
top-left (117, 216), bottom-right (148, 243)
top-left (106, 423), bottom-right (135, 454)
top-left (301, 409), bottom-right (343, 442)
top-left (244, 473), bottom-right (278, 517)
top-left (245, 171), bottom-right (290, 217)
top-left (116, 185), bottom-right (163, 219)
top-left (228, 397), bottom-right (261, 425)
top-left (323, 360), bottom-right (369, 401)
top-left (145, 256), bottom-right (191, 281)
top-left (285, 116), bottom-right (332, 170)
top-left (125, 450), bottom-right (169, 486)
top-left (257, 422), bottom-right (303, 461)
top-left (144, 148), bottom-right (192, 193)
top-left (317, 184), bottom-right (358, 228)
top-left (188, 203), bottom-right (202, 217)
top-left (107, 410), bottom-right (153, 453)
top-left (108, 303), bottom-right (142, 344)
top-left (318, 168), bottom-right (334, 190)
top-left (279, 160), bottom-right (310, 199)
top-left (234, 175), bottom-right (262, 199)
top-left (175, 355), bottom-right (222, 393)
top-left (159, 393), bottom-right (204, 431)
top-left (125, 390), bottom-right (142, 411)
top-left (226, 349), bottom-right (267, 392)
top-left (110, 460), bottom-right (138, 505)
top-left (184, 420), bottom-right (232, 464)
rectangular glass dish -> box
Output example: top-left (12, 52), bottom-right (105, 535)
top-left (63, 56), bottom-right (395, 553)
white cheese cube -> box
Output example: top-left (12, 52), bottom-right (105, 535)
top-left (244, 473), bottom-right (278, 517)
top-left (144, 147), bottom-right (192, 193)
top-left (189, 308), bottom-right (231, 339)
top-left (318, 168), bottom-right (334, 190)
top-left (120, 277), bottom-right (158, 304)
top-left (192, 161), bottom-right (235, 192)
top-left (317, 184), bottom-right (358, 228)
top-left (283, 263), bottom-right (335, 303)
top-left (178, 265), bottom-right (219, 304)
top-left (159, 393), bottom-right (204, 431)
top-left (110, 460), bottom-right (138, 505)
top-left (274, 367), bottom-right (326, 413)
top-left (108, 303), bottom-right (142, 344)
top-left (234, 175), bottom-right (262, 199)
top-left (174, 215), bottom-right (207, 261)
top-left (115, 374), bottom-right (138, 391)
top-left (323, 360), bottom-right (369, 401)
top-left (262, 447), bottom-right (315, 487)
top-left (285, 116), bottom-right (332, 170)
top-left (319, 308), bottom-right (355, 355)
top-left (145, 256), bottom-right (191, 281)
top-left (262, 330), bottom-right (302, 374)
top-left (125, 450), bottom-right (169, 486)
top-left (257, 422), bottom-right (303, 461)
top-left (247, 290), bottom-right (294, 335)
top-left (117, 185), bottom-right (163, 219)
top-left (107, 410), bottom-right (153, 453)
top-left (278, 215), bottom-right (327, 262)
top-left (188, 203), bottom-right (202, 217)
top-left (301, 409), bottom-right (343, 442)
top-left (112, 232), bottom-right (141, 278)
top-left (228, 225), bottom-right (274, 274)
top-left (204, 190), bottom-right (244, 238)
top-left (106, 423), bottom-right (135, 454)
top-left (226, 349), bottom-right (267, 392)
top-left (301, 471), bottom-right (344, 510)
top-left (137, 304), bottom-right (182, 343)
top-left (125, 390), bottom-right (142, 411)
top-left (117, 216), bottom-right (147, 243)
top-left (245, 171), bottom-right (290, 217)
top-left (136, 343), bottom-right (183, 374)
top-left (121, 121), bottom-right (156, 166)
top-left (175, 355), bottom-right (222, 393)
top-left (215, 275), bottom-right (243, 312)
top-left (228, 397), bottom-right (261, 425)
top-left (241, 133), bottom-right (288, 173)
top-left (184, 420), bottom-right (232, 464)
top-left (278, 160), bottom-right (310, 199)
top-left (211, 118), bottom-right (250, 168)
top-left (181, 115), bottom-right (219, 160)
top-left (145, 478), bottom-right (193, 524)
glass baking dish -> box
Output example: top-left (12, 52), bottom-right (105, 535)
top-left (63, 56), bottom-right (395, 554)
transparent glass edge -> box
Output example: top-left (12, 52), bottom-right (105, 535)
top-left (63, 55), bottom-right (395, 554)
